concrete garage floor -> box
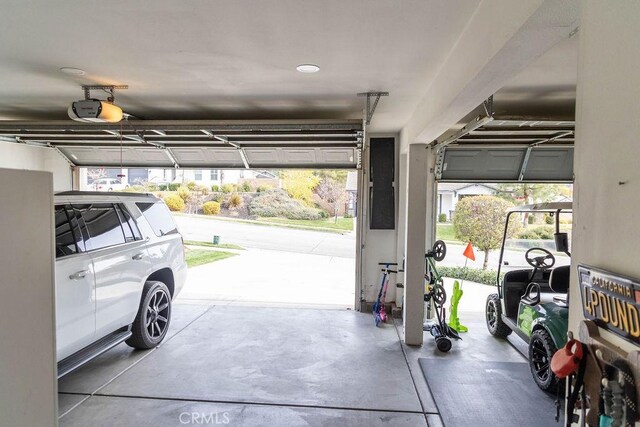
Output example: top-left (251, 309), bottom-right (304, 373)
top-left (58, 281), bottom-right (529, 426)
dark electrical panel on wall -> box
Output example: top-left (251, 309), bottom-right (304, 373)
top-left (369, 138), bottom-right (395, 229)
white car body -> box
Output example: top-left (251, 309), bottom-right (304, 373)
top-left (93, 178), bottom-right (128, 191)
top-left (54, 192), bottom-right (187, 367)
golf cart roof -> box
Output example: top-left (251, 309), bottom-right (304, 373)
top-left (508, 202), bottom-right (572, 213)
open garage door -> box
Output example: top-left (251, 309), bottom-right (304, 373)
top-left (433, 117), bottom-right (574, 182)
top-left (0, 120), bottom-right (363, 169)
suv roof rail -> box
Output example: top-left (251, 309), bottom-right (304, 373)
top-left (55, 191), bottom-right (157, 198)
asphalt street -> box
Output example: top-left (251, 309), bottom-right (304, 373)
top-left (174, 215), bottom-right (357, 259)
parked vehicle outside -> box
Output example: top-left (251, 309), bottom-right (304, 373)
top-left (54, 191), bottom-right (187, 377)
top-left (93, 178), bottom-right (128, 191)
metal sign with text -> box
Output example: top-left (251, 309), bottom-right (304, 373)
top-left (579, 265), bottom-right (640, 346)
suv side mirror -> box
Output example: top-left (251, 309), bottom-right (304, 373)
top-left (554, 232), bottom-right (570, 255)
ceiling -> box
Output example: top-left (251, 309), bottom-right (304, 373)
top-left (0, 0), bottom-right (481, 132)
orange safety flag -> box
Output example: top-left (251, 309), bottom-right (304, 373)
top-left (463, 242), bottom-right (476, 261)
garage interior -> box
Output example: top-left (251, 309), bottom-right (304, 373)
top-left (1, 1), bottom-right (640, 426)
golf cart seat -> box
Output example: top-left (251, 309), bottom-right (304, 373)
top-left (549, 265), bottom-right (570, 304)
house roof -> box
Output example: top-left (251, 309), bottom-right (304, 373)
top-left (437, 182), bottom-right (501, 193)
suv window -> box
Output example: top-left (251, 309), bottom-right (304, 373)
top-left (76, 204), bottom-right (127, 250)
top-left (136, 202), bottom-right (178, 237)
top-left (55, 205), bottom-right (79, 258)
top-left (116, 204), bottom-right (142, 242)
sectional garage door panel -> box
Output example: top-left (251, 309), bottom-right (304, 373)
top-left (244, 147), bottom-right (357, 168)
top-left (170, 147), bottom-right (245, 168)
top-left (522, 148), bottom-right (574, 181)
top-left (440, 147), bottom-right (573, 182)
top-left (0, 120), bottom-right (363, 169)
top-left (58, 147), bottom-right (174, 167)
top-left (441, 148), bottom-right (525, 181)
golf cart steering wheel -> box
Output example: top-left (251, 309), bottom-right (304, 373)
top-left (525, 248), bottom-right (556, 269)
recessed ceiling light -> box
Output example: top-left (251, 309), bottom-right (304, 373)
top-left (296, 64), bottom-right (320, 73)
top-left (59, 67), bottom-right (86, 76)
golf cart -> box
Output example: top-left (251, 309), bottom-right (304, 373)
top-left (485, 202), bottom-right (572, 391)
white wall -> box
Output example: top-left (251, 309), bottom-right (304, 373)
top-left (0, 143), bottom-right (72, 191)
top-left (568, 1), bottom-right (640, 354)
top-left (360, 134), bottom-right (399, 304)
top-left (0, 168), bottom-right (57, 426)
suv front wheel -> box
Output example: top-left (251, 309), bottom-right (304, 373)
top-left (126, 281), bottom-right (172, 349)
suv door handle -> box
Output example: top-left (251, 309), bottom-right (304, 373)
top-left (132, 253), bottom-right (145, 261)
top-left (69, 270), bottom-right (90, 280)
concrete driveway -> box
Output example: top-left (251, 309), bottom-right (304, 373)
top-left (174, 214), bottom-right (356, 308)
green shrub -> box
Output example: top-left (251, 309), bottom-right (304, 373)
top-left (168, 183), bottom-right (180, 191)
top-left (249, 189), bottom-right (322, 220)
top-left (202, 201), bottom-right (221, 215)
top-left (197, 185), bottom-right (210, 195)
top-left (256, 185), bottom-right (272, 193)
top-left (226, 193), bottom-right (243, 209)
top-left (211, 193), bottom-right (225, 203)
top-left (163, 194), bottom-right (185, 212)
top-left (318, 210), bottom-right (329, 219)
top-left (240, 182), bottom-right (253, 192)
top-left (186, 181), bottom-right (197, 191)
top-left (438, 266), bottom-right (504, 287)
top-left (145, 183), bottom-right (158, 191)
top-left (177, 186), bottom-right (190, 201)
top-left (211, 184), bottom-right (220, 192)
top-left (517, 229), bottom-right (540, 240)
top-left (221, 183), bottom-right (237, 193)
top-left (158, 184), bottom-right (168, 191)
top-left (344, 213), bottom-right (353, 219)
top-left (438, 213), bottom-right (448, 223)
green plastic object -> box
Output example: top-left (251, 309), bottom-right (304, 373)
top-left (448, 280), bottom-right (468, 333)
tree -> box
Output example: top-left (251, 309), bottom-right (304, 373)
top-left (453, 196), bottom-right (522, 269)
top-left (496, 183), bottom-right (572, 226)
top-left (315, 178), bottom-right (346, 223)
top-left (281, 170), bottom-right (320, 206)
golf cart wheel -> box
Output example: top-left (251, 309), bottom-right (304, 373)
top-left (126, 281), bottom-right (172, 349)
top-left (485, 294), bottom-right (511, 338)
top-left (528, 329), bottom-right (558, 392)
top-left (436, 337), bottom-right (452, 352)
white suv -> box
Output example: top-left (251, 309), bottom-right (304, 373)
top-left (54, 191), bottom-right (187, 376)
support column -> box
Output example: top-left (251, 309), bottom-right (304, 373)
top-left (403, 144), bottom-right (432, 345)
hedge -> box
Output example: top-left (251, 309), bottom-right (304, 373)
top-left (437, 266), bottom-right (504, 287)
top-left (202, 201), bottom-right (221, 215)
top-left (249, 189), bottom-right (322, 220)
top-left (163, 194), bottom-right (185, 212)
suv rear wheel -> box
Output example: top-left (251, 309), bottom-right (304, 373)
top-left (485, 293), bottom-right (512, 338)
top-left (126, 281), bottom-right (172, 349)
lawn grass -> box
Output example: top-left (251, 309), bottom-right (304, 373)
top-left (254, 216), bottom-right (354, 231)
top-left (185, 249), bottom-right (237, 268)
top-left (436, 223), bottom-right (461, 243)
top-left (184, 240), bottom-right (245, 250)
